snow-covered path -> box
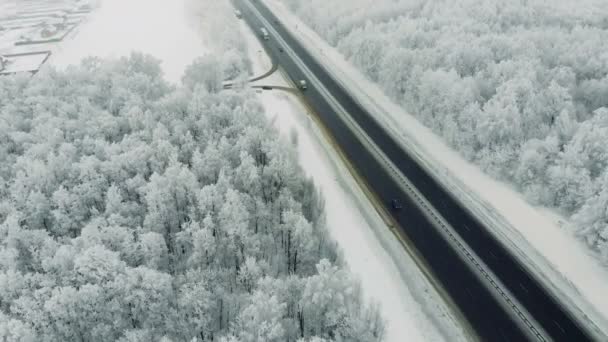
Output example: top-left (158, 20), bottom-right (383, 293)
top-left (238, 12), bottom-right (470, 342)
top-left (51, 0), bottom-right (207, 83)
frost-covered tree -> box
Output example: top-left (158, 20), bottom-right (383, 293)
top-left (182, 55), bottom-right (224, 93)
top-left (0, 53), bottom-right (383, 341)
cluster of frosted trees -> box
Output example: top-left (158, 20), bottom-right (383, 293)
top-left (187, 0), bottom-right (251, 82)
top-left (0, 54), bottom-right (383, 341)
top-left (281, 0), bottom-right (608, 260)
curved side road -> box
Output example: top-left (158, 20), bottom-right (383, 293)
top-left (248, 60), bottom-right (278, 83)
top-left (223, 61), bottom-right (278, 88)
top-left (223, 23), bottom-right (279, 88)
top-left (223, 59), bottom-right (278, 88)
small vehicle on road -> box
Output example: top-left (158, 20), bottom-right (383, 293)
top-left (235, 10), bottom-right (242, 19)
top-left (391, 198), bottom-right (403, 211)
top-left (298, 80), bottom-right (307, 90)
top-left (261, 27), bottom-right (269, 40)
top-left (279, 47), bottom-right (284, 52)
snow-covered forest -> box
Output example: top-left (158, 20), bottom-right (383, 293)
top-left (280, 0), bottom-right (608, 260)
top-left (185, 0), bottom-right (252, 82)
top-left (0, 53), bottom-right (383, 341)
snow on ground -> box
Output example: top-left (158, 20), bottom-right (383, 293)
top-left (263, 0), bottom-right (608, 334)
top-left (51, 0), bottom-right (207, 83)
top-left (0, 28), bottom-right (30, 54)
top-left (21, 23), bottom-right (76, 42)
top-left (0, 52), bottom-right (49, 74)
top-left (0, 1), bottom-right (17, 18)
top-left (239, 12), bottom-right (471, 342)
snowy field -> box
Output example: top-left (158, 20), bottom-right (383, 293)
top-left (0, 28), bottom-right (30, 53)
top-left (0, 52), bottom-right (49, 74)
top-left (14, 23), bottom-right (77, 44)
top-left (51, 0), bottom-right (207, 83)
top-left (0, 0), bottom-right (17, 18)
top-left (238, 11), bottom-right (471, 342)
top-left (0, 0), bottom-right (95, 72)
top-left (263, 0), bottom-right (608, 335)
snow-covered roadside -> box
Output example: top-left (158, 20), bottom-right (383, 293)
top-left (51, 0), bottom-right (207, 83)
top-left (238, 12), bottom-right (470, 342)
top-left (263, 0), bottom-right (608, 334)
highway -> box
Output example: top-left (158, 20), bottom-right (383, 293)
top-left (234, 0), bottom-right (600, 341)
